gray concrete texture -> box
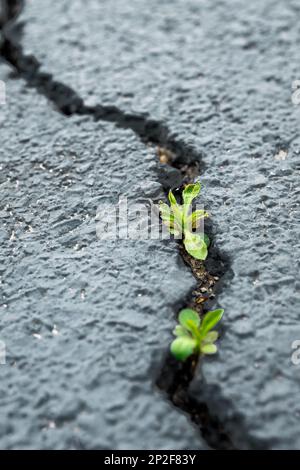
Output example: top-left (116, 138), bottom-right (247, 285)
top-left (1, 0), bottom-right (300, 449)
top-left (0, 64), bottom-right (206, 449)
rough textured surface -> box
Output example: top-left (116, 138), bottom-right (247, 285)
top-left (1, 0), bottom-right (300, 449)
top-left (191, 135), bottom-right (300, 449)
top-left (0, 63), bottom-right (206, 450)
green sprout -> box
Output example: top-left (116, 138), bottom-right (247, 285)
top-left (171, 308), bottom-right (224, 361)
top-left (159, 182), bottom-right (209, 260)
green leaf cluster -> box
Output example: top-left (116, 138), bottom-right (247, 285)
top-left (159, 182), bottom-right (209, 260)
top-left (171, 308), bottom-right (224, 361)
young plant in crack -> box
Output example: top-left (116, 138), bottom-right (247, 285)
top-left (159, 182), bottom-right (209, 260)
top-left (171, 308), bottom-right (224, 361)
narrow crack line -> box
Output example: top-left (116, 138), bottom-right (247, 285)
top-left (0, 0), bottom-right (203, 172)
top-left (0, 0), bottom-right (260, 450)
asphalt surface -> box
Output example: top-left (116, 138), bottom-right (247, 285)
top-left (0, 63), bottom-right (206, 449)
top-left (1, 0), bottom-right (300, 449)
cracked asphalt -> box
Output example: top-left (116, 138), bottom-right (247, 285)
top-left (1, 0), bottom-right (300, 450)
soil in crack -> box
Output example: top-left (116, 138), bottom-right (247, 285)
top-left (155, 146), bottom-right (235, 450)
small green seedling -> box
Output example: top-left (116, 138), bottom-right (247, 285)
top-left (171, 308), bottom-right (224, 361)
top-left (159, 182), bottom-right (209, 260)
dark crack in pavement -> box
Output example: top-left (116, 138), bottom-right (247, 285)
top-left (1, 0), bottom-right (300, 450)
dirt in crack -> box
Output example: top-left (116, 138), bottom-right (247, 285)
top-left (155, 146), bottom-right (235, 450)
top-left (1, 0), bottom-right (235, 450)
